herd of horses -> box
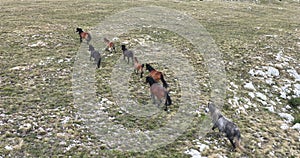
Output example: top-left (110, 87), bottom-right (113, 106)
top-left (76, 27), bottom-right (246, 152)
top-left (76, 27), bottom-right (172, 111)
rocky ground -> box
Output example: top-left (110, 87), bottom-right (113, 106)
top-left (0, 0), bottom-right (299, 157)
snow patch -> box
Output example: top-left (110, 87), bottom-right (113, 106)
top-left (265, 66), bottom-right (280, 77)
top-left (293, 84), bottom-right (300, 96)
top-left (244, 82), bottom-right (256, 91)
top-left (287, 69), bottom-right (300, 81)
top-left (28, 41), bottom-right (47, 47)
top-left (265, 106), bottom-right (275, 113)
top-left (278, 113), bottom-right (294, 123)
top-left (291, 123), bottom-right (300, 131)
top-left (184, 149), bottom-right (205, 158)
top-left (280, 123), bottom-right (289, 130)
top-left (256, 92), bottom-right (267, 101)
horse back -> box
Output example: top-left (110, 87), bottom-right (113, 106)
top-left (80, 32), bottom-right (89, 39)
top-left (150, 71), bottom-right (162, 81)
top-left (150, 84), bottom-right (166, 99)
top-left (108, 42), bottom-right (114, 48)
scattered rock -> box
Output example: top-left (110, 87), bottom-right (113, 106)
top-left (28, 41), bottom-right (47, 47)
top-left (248, 92), bottom-right (255, 98)
top-left (291, 123), bottom-right (300, 131)
top-left (278, 113), bottom-right (294, 123)
top-left (256, 92), bottom-right (267, 101)
top-left (19, 123), bottom-right (32, 133)
top-left (5, 145), bottom-right (13, 151)
top-left (265, 106), bottom-right (275, 113)
top-left (184, 149), bottom-right (203, 158)
top-left (280, 123), bottom-right (289, 130)
top-left (244, 82), bottom-right (256, 91)
top-left (265, 66), bottom-right (280, 77)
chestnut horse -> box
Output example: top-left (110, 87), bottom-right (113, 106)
top-left (134, 57), bottom-right (144, 78)
top-left (104, 38), bottom-right (116, 53)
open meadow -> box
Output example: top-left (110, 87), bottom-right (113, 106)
top-left (0, 0), bottom-right (299, 157)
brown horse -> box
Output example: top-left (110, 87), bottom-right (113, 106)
top-left (76, 28), bottom-right (91, 44)
top-left (134, 57), bottom-right (144, 78)
top-left (145, 63), bottom-right (168, 88)
top-left (103, 37), bottom-right (116, 53)
top-left (146, 76), bottom-right (172, 111)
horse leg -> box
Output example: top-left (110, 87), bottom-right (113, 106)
top-left (140, 71), bottom-right (143, 78)
top-left (127, 57), bottom-right (130, 64)
top-left (151, 93), bottom-right (156, 104)
top-left (158, 99), bottom-right (162, 107)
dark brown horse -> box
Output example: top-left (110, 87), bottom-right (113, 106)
top-left (146, 76), bottom-right (172, 111)
top-left (76, 28), bottom-right (91, 44)
top-left (145, 63), bottom-right (168, 88)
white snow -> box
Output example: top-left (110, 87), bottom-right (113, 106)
top-left (61, 116), bottom-right (70, 124)
top-left (266, 66), bottom-right (280, 77)
top-left (293, 84), bottom-right (300, 96)
top-left (287, 69), bottom-right (300, 81)
top-left (278, 113), bottom-right (294, 123)
top-left (28, 41), bottom-right (47, 47)
top-left (256, 92), bottom-right (267, 101)
top-left (5, 145), bottom-right (13, 151)
top-left (248, 92), bottom-right (255, 98)
top-left (265, 106), bottom-right (275, 113)
top-left (198, 144), bottom-right (209, 152)
top-left (244, 82), bottom-right (256, 91)
top-left (291, 123), bottom-right (300, 131)
top-left (280, 123), bottom-right (289, 130)
top-left (185, 149), bottom-right (205, 158)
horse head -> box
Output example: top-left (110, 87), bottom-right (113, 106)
top-left (121, 44), bottom-right (127, 51)
top-left (76, 28), bottom-right (83, 33)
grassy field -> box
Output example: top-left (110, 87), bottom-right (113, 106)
top-left (1, 0), bottom-right (300, 157)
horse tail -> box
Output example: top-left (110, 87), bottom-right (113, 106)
top-left (160, 73), bottom-right (168, 88)
top-left (86, 32), bottom-right (92, 43)
top-left (97, 57), bottom-right (101, 68)
top-left (166, 93), bottom-right (172, 106)
top-left (164, 92), bottom-right (172, 111)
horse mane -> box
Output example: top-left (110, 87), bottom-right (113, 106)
top-left (146, 64), bottom-right (155, 72)
top-left (146, 76), bottom-right (157, 86)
